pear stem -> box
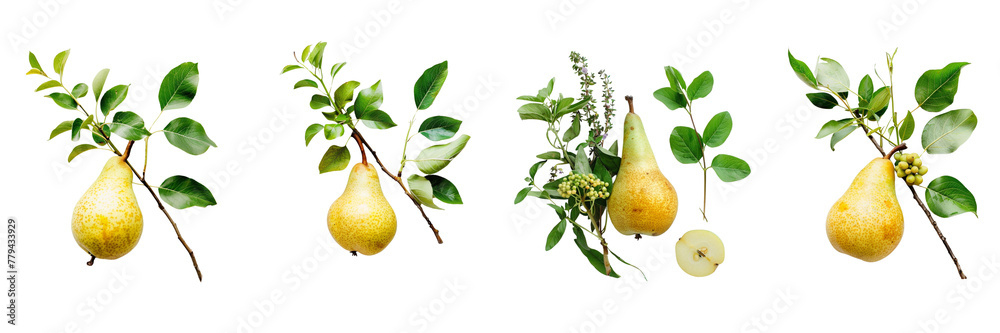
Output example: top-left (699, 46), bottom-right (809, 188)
top-left (122, 140), bottom-right (135, 161)
top-left (884, 143), bottom-right (907, 159)
top-left (625, 95), bottom-right (634, 114)
top-left (351, 129), bottom-right (444, 244)
top-left (86, 255), bottom-right (95, 266)
top-left (352, 131), bottom-right (368, 166)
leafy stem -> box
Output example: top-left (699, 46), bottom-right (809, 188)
top-left (681, 101), bottom-right (710, 221)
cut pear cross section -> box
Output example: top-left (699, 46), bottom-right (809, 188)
top-left (676, 229), bottom-right (725, 277)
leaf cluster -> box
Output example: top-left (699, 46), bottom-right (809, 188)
top-left (29, 50), bottom-right (217, 210)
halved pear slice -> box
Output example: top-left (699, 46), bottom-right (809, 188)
top-left (675, 229), bottom-right (725, 277)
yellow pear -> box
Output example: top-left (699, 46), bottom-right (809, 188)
top-left (608, 96), bottom-right (678, 237)
top-left (327, 162), bottom-right (397, 255)
top-left (826, 156), bottom-right (904, 262)
top-left (72, 156), bottom-right (143, 260)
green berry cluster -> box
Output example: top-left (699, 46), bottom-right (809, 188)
top-left (558, 173), bottom-right (610, 202)
top-left (893, 152), bottom-right (928, 185)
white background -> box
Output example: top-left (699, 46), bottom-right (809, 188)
top-left (1, 0), bottom-right (998, 332)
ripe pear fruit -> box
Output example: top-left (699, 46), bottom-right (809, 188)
top-left (327, 162), bottom-right (397, 256)
top-left (676, 229), bottom-right (725, 277)
top-left (826, 155), bottom-right (904, 262)
top-left (72, 156), bottom-right (143, 260)
top-left (608, 96), bottom-right (678, 237)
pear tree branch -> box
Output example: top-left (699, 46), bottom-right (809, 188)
top-left (119, 140), bottom-right (203, 281)
top-left (351, 129), bottom-right (443, 244)
top-left (877, 144), bottom-right (965, 279)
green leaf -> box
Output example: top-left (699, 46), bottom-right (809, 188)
top-left (562, 116), bottom-right (581, 142)
top-left (899, 111), bottom-right (915, 140)
top-left (329, 62), bottom-right (346, 80)
top-left (516, 95), bottom-right (544, 102)
top-left (547, 203), bottom-right (566, 220)
top-left (107, 111), bottom-right (150, 140)
top-left (921, 109), bottom-right (976, 154)
top-left (858, 74), bottom-right (873, 107)
top-left (545, 219), bottom-right (567, 251)
top-left (711, 154), bottom-right (751, 182)
top-left (915, 62), bottom-right (969, 112)
top-left (100, 85), bottom-right (129, 116)
top-left (537, 78), bottom-right (554, 100)
top-left (415, 134), bottom-right (470, 174)
top-left (281, 65), bottom-right (302, 74)
top-left (806, 92), bottom-right (839, 109)
top-left (669, 126), bottom-right (702, 164)
top-left (417, 116), bottom-right (461, 141)
top-left (158, 62), bottom-right (199, 111)
top-left (35, 80), bottom-right (61, 92)
top-left (301, 45), bottom-right (311, 63)
top-left (92, 130), bottom-right (108, 146)
top-left (815, 119), bottom-right (853, 139)
top-left (47, 92), bottom-right (78, 110)
top-left (407, 175), bottom-right (442, 210)
top-left (572, 225), bottom-right (619, 278)
top-left (309, 94), bottom-right (332, 109)
top-left (304, 124), bottom-right (323, 146)
top-left (294, 79), bottom-right (317, 89)
top-left (49, 120), bottom-right (74, 140)
top-left (92, 68), bottom-right (110, 102)
top-left (552, 97), bottom-right (575, 119)
top-left (867, 87), bottom-right (890, 114)
top-left (80, 115), bottom-right (94, 132)
top-left (70, 118), bottom-right (83, 141)
top-left (323, 123), bottom-right (345, 140)
top-left (25, 68), bottom-right (44, 76)
top-left (536, 151), bottom-right (561, 160)
top-left (334, 80), bottom-right (361, 110)
top-left (425, 175), bottom-right (462, 205)
top-left (318, 145), bottom-right (351, 173)
top-left (414, 61), bottom-right (448, 110)
top-left (28, 52), bottom-right (42, 72)
top-left (815, 57), bottom-right (850, 93)
top-left (574, 145), bottom-right (591, 175)
top-left (829, 125), bottom-right (857, 151)
top-left (514, 187), bottom-right (531, 204)
top-left (925, 176), bottom-right (977, 218)
top-left (354, 81), bottom-right (383, 118)
top-left (702, 111), bottom-right (732, 148)
top-left (71, 83), bottom-right (88, 98)
top-left (517, 103), bottom-right (550, 121)
top-left (653, 87), bottom-right (686, 110)
top-left (67, 144), bottom-right (97, 162)
top-left (664, 66), bottom-right (687, 90)
top-left (359, 110), bottom-right (397, 129)
top-left (158, 176), bottom-right (217, 209)
top-left (308, 42), bottom-right (327, 68)
top-left (561, 96), bottom-right (591, 115)
top-left (687, 71), bottom-right (713, 101)
top-left (53, 49), bottom-right (70, 76)
top-left (163, 117), bottom-right (217, 155)
top-left (788, 50), bottom-right (818, 88)
top-left (529, 160), bottom-right (547, 179)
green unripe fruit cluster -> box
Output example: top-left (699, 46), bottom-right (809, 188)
top-left (558, 173), bottom-right (610, 202)
top-left (893, 152), bottom-right (928, 185)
